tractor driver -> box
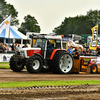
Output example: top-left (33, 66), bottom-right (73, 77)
top-left (47, 41), bottom-right (53, 50)
top-left (47, 40), bottom-right (55, 50)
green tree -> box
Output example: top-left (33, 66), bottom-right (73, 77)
top-left (53, 16), bottom-right (79, 35)
top-left (0, 0), bottom-right (19, 26)
top-left (53, 17), bottom-right (72, 35)
top-left (18, 14), bottom-right (41, 35)
top-left (53, 13), bottom-right (95, 35)
top-left (87, 9), bottom-right (100, 25)
top-left (87, 9), bottom-right (100, 33)
top-left (74, 15), bottom-right (94, 35)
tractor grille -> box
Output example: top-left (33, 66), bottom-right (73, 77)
top-left (20, 51), bottom-right (25, 57)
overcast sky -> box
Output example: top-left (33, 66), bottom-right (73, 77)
top-left (5, 0), bottom-right (100, 34)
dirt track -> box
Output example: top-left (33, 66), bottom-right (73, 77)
top-left (1, 69), bottom-right (100, 82)
top-left (1, 69), bottom-right (100, 100)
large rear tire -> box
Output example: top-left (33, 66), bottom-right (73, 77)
top-left (51, 51), bottom-right (74, 74)
top-left (10, 56), bottom-right (24, 72)
top-left (26, 55), bottom-right (43, 73)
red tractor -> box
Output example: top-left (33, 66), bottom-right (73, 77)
top-left (10, 34), bottom-right (74, 74)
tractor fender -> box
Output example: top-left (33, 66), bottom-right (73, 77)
top-left (88, 61), bottom-right (96, 67)
top-left (33, 53), bottom-right (45, 64)
top-left (88, 63), bottom-right (94, 67)
top-left (50, 49), bottom-right (67, 60)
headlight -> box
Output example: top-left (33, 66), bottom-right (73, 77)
top-left (15, 51), bottom-right (20, 55)
top-left (20, 51), bottom-right (25, 57)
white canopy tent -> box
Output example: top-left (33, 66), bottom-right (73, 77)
top-left (0, 26), bottom-right (31, 47)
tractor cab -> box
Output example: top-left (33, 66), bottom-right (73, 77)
top-left (33, 35), bottom-right (62, 59)
top-left (33, 38), bottom-right (46, 56)
top-left (46, 39), bottom-right (61, 59)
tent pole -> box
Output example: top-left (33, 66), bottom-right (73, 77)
top-left (9, 38), bottom-right (10, 44)
top-left (3, 38), bottom-right (4, 45)
top-left (8, 25), bottom-right (11, 45)
top-left (29, 40), bottom-right (31, 47)
top-left (21, 39), bottom-right (23, 48)
top-left (13, 39), bottom-right (15, 43)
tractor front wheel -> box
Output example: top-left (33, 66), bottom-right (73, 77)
top-left (10, 56), bottom-right (24, 72)
top-left (26, 55), bottom-right (43, 73)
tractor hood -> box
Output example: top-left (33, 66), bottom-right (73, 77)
top-left (20, 47), bottom-right (41, 51)
top-left (19, 47), bottom-right (41, 58)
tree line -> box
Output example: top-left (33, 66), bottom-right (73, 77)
top-left (0, 0), bottom-right (100, 35)
top-left (53, 10), bottom-right (100, 35)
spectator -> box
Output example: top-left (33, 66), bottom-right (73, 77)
top-left (14, 43), bottom-right (18, 51)
top-left (67, 46), bottom-right (73, 54)
top-left (74, 48), bottom-right (80, 58)
top-left (1, 43), bottom-right (6, 53)
top-left (5, 44), bottom-right (9, 52)
top-left (11, 43), bottom-right (15, 51)
top-left (72, 47), bottom-right (75, 54)
top-left (0, 43), bottom-right (4, 53)
top-left (8, 45), bottom-right (12, 51)
top-left (78, 47), bottom-right (82, 54)
top-left (89, 49), bottom-right (93, 55)
top-left (97, 47), bottom-right (100, 55)
top-left (16, 44), bottom-right (21, 52)
top-left (92, 49), bottom-right (97, 54)
top-left (86, 48), bottom-right (90, 55)
top-left (86, 48), bottom-right (93, 55)
top-left (22, 44), bottom-right (28, 48)
top-left (81, 48), bottom-right (86, 55)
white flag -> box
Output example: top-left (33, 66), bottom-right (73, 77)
top-left (0, 15), bottom-right (11, 38)
top-left (0, 15), bottom-right (11, 29)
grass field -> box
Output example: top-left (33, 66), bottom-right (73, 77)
top-left (0, 80), bottom-right (100, 88)
top-left (0, 62), bottom-right (10, 69)
top-left (0, 62), bottom-right (100, 88)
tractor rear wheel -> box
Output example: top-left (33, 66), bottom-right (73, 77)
top-left (10, 56), bottom-right (24, 72)
top-left (90, 64), bottom-right (98, 74)
top-left (51, 51), bottom-right (74, 74)
top-left (26, 55), bottom-right (43, 73)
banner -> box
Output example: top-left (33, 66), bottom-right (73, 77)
top-left (1, 54), bottom-right (13, 62)
top-left (89, 24), bottom-right (98, 50)
top-left (0, 53), bottom-right (14, 62)
top-left (0, 15), bottom-right (11, 38)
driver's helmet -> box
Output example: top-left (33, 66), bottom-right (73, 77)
top-left (49, 40), bottom-right (55, 44)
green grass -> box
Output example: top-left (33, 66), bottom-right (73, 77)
top-left (0, 66), bottom-right (10, 69)
top-left (0, 80), bottom-right (100, 88)
top-left (0, 62), bottom-right (10, 69)
top-left (0, 62), bottom-right (9, 64)
top-left (0, 62), bottom-right (100, 88)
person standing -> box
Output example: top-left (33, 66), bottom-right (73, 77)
top-left (74, 48), bottom-right (80, 58)
top-left (0, 43), bottom-right (4, 53)
top-left (67, 46), bottom-right (73, 54)
top-left (11, 43), bottom-right (15, 51)
top-left (5, 44), bottom-right (9, 52)
top-left (16, 44), bottom-right (21, 52)
top-left (22, 44), bottom-right (28, 48)
top-left (81, 48), bottom-right (86, 55)
top-left (8, 45), bottom-right (12, 51)
top-left (14, 43), bottom-right (18, 51)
